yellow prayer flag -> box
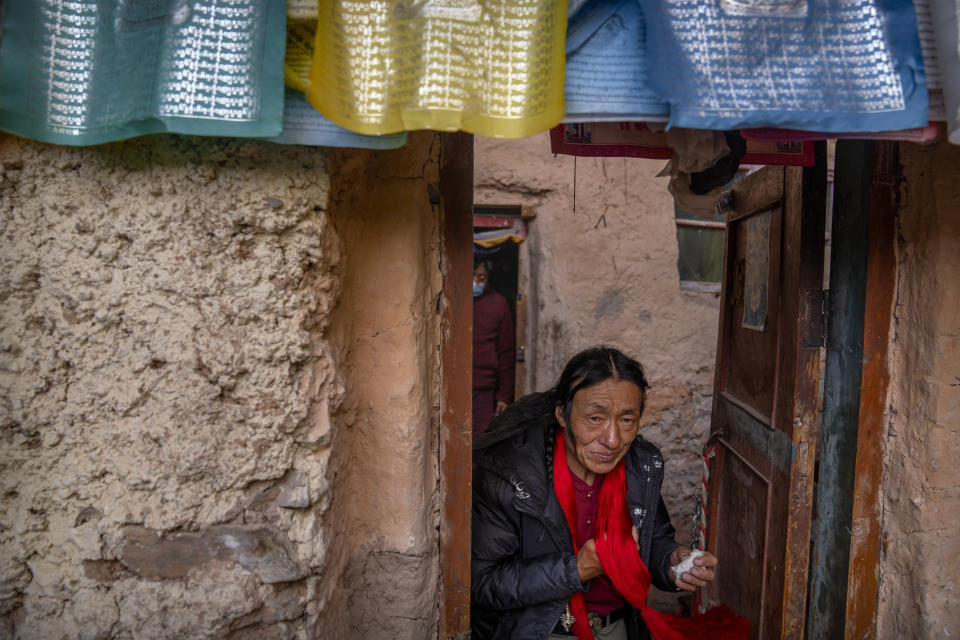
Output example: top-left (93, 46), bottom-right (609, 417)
top-left (307, 0), bottom-right (567, 138)
top-left (285, 20), bottom-right (317, 93)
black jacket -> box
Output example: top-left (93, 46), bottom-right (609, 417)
top-left (471, 394), bottom-right (681, 640)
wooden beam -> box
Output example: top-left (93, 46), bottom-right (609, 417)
top-left (779, 141), bottom-right (828, 640)
top-left (844, 141), bottom-right (898, 640)
top-left (675, 219), bottom-right (727, 230)
top-left (438, 132), bottom-right (474, 640)
top-left (807, 140), bottom-right (872, 638)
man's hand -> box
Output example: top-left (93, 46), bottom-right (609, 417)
top-left (669, 547), bottom-right (718, 592)
top-left (495, 400), bottom-right (508, 415)
top-left (576, 539), bottom-right (605, 582)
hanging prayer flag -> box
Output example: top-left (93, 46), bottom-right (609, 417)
top-left (269, 13), bottom-right (407, 149)
top-left (266, 89), bottom-right (408, 149)
top-left (564, 0), bottom-right (669, 123)
top-left (638, 0), bottom-right (929, 132)
top-left (923, 0), bottom-right (960, 143)
top-left (307, 0), bottom-right (567, 138)
top-left (473, 220), bottom-right (528, 248)
top-left (0, 1), bottom-right (285, 146)
top-left (914, 0), bottom-right (946, 123)
top-left (285, 16), bottom-right (318, 95)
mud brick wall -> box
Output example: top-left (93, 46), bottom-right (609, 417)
top-left (0, 132), bottom-right (445, 640)
top-left (878, 141), bottom-right (960, 640)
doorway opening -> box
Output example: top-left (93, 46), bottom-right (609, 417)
top-left (473, 204), bottom-right (536, 399)
top-left (473, 206), bottom-right (521, 335)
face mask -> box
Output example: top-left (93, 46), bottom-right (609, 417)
top-left (472, 281), bottom-right (485, 297)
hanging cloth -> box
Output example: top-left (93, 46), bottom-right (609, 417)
top-left (552, 430), bottom-right (750, 640)
top-left (638, 0), bottom-right (929, 133)
top-left (265, 6), bottom-right (407, 149)
top-left (473, 220), bottom-right (528, 248)
top-left (0, 1), bottom-right (285, 145)
top-left (564, 0), bottom-right (669, 122)
top-left (924, 0), bottom-right (960, 143)
top-left (306, 0), bottom-right (567, 138)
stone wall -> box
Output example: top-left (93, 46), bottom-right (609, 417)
top-left (878, 140), bottom-right (960, 639)
top-left (475, 133), bottom-right (720, 553)
top-left (0, 132), bottom-right (445, 639)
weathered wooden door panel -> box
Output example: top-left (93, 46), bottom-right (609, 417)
top-left (707, 146), bottom-right (827, 640)
top-left (720, 173), bottom-right (784, 423)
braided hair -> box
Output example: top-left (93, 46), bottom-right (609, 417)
top-left (543, 416), bottom-right (557, 486)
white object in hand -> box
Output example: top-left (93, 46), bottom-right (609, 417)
top-left (671, 549), bottom-right (705, 581)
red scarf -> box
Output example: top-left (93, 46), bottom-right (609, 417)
top-left (552, 430), bottom-right (750, 640)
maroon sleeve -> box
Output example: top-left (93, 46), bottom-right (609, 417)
top-left (495, 297), bottom-right (516, 405)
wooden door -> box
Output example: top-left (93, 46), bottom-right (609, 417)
top-left (706, 144), bottom-right (827, 640)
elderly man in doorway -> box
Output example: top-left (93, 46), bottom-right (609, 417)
top-left (472, 346), bottom-right (731, 640)
top-left (472, 256), bottom-right (516, 436)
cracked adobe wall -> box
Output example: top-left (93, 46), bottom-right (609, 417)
top-left (878, 141), bottom-right (960, 639)
top-left (0, 134), bottom-right (343, 639)
top-left (475, 133), bottom-right (720, 565)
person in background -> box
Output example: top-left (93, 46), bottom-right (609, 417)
top-left (473, 256), bottom-right (516, 436)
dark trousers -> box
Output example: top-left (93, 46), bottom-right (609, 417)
top-left (472, 387), bottom-right (496, 437)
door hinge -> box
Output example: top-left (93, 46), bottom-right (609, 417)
top-left (801, 289), bottom-right (828, 348)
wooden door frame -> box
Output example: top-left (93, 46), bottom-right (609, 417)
top-left (438, 132), bottom-right (474, 640)
top-left (806, 140), bottom-right (873, 637)
top-left (842, 142), bottom-right (898, 640)
top-left (776, 148), bottom-right (828, 640)
top-left (803, 141), bottom-right (898, 639)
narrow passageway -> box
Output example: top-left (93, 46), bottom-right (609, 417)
top-left (470, 133), bottom-right (728, 624)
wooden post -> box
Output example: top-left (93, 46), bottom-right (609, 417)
top-left (438, 132), bottom-right (474, 640)
top-left (807, 140), bottom-right (872, 638)
top-left (843, 141), bottom-right (898, 640)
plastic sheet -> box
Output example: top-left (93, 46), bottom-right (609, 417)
top-left (0, 1), bottom-right (285, 145)
top-left (307, 0), bottom-right (567, 138)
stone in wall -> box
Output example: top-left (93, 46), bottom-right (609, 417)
top-left (119, 525), bottom-right (307, 583)
top-left (0, 135), bottom-right (341, 638)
